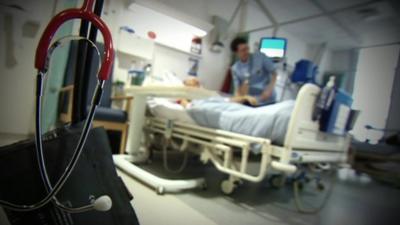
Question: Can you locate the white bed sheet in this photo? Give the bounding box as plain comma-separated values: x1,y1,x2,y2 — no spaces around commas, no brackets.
147,98,196,124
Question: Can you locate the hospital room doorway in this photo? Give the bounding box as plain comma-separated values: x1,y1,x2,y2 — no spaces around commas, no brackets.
352,44,400,143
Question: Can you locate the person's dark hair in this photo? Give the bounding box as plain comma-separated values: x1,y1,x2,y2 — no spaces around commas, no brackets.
230,37,247,52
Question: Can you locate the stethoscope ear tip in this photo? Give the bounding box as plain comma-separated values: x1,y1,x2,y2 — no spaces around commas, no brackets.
93,195,112,212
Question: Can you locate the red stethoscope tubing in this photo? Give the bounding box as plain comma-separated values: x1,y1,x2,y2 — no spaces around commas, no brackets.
35,0,114,80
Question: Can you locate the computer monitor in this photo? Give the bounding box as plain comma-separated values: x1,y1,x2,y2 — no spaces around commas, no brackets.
259,37,287,62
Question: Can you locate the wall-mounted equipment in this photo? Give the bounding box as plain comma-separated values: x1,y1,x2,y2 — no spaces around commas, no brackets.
116,25,154,60
126,0,213,53
190,37,202,55
210,16,229,53
188,57,199,76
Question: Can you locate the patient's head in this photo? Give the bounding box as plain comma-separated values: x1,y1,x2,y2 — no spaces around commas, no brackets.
183,77,201,88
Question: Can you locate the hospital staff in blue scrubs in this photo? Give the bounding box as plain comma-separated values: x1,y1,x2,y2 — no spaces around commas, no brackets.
230,37,277,106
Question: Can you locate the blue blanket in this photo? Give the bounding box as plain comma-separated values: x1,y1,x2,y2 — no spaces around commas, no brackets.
187,98,295,150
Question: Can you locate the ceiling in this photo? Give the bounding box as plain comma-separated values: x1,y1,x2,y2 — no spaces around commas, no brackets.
2,0,398,50
220,0,400,50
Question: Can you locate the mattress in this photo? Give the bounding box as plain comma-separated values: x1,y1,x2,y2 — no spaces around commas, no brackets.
148,97,294,148
188,98,294,147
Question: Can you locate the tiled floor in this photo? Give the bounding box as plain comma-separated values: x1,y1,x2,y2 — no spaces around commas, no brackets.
119,154,400,225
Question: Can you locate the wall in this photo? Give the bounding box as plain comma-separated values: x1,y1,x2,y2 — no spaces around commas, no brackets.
105,0,332,91
351,44,400,142
0,0,335,135
0,0,56,135
98,0,241,91
249,28,310,68
139,0,339,91
149,36,232,90
330,50,353,71
148,0,243,91
151,45,193,81
385,53,400,131
306,44,332,77
322,49,359,92
42,0,77,132
198,38,232,90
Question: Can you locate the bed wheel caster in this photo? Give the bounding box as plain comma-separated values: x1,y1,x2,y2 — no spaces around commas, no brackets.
156,186,165,195
221,180,235,195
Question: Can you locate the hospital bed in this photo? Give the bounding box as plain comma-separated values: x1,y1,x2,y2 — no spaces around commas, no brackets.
114,83,350,194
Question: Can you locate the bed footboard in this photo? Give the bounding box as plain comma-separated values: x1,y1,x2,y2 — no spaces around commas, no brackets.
282,84,351,164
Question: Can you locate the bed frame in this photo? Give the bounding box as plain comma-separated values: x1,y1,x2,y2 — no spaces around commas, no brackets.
114,84,350,194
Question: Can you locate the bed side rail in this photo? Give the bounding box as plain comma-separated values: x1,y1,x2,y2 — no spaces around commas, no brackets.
145,117,296,183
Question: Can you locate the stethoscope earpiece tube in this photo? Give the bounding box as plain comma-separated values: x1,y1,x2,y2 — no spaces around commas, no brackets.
34,7,114,80
36,72,44,97
92,80,104,106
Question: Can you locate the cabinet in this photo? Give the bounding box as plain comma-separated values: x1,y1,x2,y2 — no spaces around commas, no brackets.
117,32,155,60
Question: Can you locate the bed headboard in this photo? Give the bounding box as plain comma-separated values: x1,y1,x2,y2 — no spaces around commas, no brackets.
284,84,350,153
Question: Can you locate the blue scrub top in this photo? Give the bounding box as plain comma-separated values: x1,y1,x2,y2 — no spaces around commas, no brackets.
231,52,277,105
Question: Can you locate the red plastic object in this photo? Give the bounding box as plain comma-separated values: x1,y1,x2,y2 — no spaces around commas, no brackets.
147,31,156,40
35,0,114,80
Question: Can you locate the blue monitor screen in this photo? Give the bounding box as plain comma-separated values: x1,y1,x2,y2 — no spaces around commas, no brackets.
259,38,287,60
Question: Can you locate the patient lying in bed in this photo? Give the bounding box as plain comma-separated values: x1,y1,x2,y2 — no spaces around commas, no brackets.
177,77,263,108
148,77,295,149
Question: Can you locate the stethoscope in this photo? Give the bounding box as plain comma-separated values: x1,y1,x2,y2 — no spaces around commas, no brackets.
0,0,115,213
